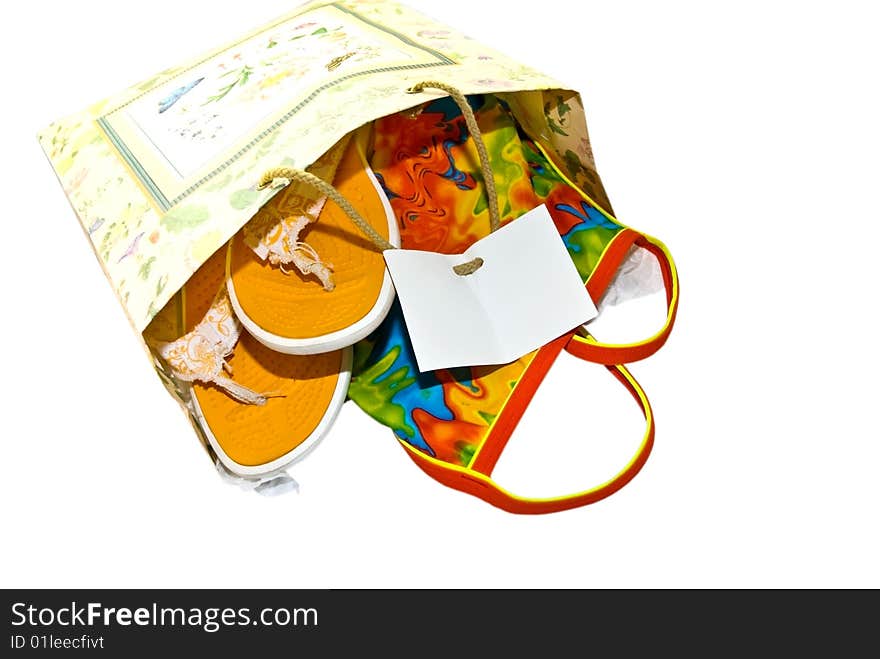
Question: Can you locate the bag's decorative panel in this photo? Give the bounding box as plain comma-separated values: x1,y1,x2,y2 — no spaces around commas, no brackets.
38,0,568,332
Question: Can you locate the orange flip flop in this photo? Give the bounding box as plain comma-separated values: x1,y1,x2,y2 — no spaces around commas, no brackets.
226,124,400,355
146,246,351,480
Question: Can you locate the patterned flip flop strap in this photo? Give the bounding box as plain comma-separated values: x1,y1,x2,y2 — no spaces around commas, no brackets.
152,287,273,406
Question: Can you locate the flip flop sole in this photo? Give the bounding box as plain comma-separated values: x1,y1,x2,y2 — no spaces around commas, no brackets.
227,129,398,355
184,247,350,478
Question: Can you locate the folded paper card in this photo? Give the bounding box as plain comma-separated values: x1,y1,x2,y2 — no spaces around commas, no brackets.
384,205,598,372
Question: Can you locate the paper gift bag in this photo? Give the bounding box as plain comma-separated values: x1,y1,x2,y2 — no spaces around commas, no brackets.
38,0,672,502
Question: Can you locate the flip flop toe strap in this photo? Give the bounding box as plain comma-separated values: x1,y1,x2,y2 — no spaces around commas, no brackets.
152,287,273,406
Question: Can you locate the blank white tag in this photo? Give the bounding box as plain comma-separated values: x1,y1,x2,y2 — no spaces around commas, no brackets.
383,205,598,372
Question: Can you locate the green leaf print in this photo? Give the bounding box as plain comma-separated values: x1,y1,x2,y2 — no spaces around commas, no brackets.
556,95,572,118
204,65,254,104
160,205,210,233
548,117,569,136
229,188,259,210
139,256,157,280
564,149,586,179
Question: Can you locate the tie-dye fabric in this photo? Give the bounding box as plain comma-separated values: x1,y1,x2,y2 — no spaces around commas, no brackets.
350,94,622,467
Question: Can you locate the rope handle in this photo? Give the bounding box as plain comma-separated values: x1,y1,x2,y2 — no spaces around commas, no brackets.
257,81,501,275
258,167,396,252
406,81,501,235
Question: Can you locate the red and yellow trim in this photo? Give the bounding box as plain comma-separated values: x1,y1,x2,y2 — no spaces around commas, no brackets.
397,334,655,515
534,141,680,365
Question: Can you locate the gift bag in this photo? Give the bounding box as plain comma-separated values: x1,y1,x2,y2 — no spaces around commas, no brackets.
38,0,678,510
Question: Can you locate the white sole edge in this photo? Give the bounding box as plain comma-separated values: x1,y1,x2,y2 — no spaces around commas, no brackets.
191,345,353,479
227,162,400,356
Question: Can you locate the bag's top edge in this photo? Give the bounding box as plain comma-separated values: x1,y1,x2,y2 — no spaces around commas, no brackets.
40,0,573,332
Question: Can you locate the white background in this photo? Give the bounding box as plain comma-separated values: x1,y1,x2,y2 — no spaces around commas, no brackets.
1,0,877,589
